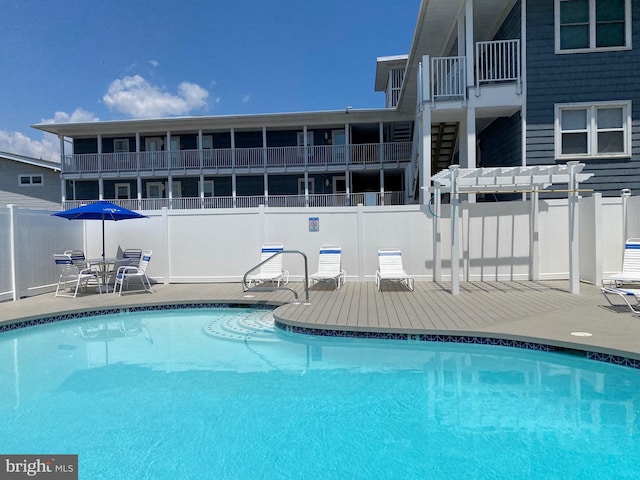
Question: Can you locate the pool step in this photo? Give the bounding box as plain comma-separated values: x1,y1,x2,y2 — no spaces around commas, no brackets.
203,311,277,342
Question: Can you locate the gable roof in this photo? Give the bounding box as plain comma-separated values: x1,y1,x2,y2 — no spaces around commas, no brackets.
0,151,60,172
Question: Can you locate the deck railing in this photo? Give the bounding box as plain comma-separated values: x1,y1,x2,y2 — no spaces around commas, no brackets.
431,56,466,100
475,39,520,87
62,191,406,211
62,141,412,175
425,39,521,103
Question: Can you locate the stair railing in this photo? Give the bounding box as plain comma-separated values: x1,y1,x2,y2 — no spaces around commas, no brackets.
242,249,310,304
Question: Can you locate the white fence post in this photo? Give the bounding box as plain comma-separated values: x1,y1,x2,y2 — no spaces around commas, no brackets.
8,205,18,301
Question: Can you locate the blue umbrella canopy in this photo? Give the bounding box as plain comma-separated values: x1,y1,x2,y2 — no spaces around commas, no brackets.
52,201,148,261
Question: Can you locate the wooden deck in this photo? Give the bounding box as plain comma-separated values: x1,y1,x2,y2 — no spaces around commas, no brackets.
1,280,640,362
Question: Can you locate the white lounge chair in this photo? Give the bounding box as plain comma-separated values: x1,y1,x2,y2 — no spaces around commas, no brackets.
309,245,346,289
376,248,414,291
601,286,640,314
54,253,102,297
246,243,289,287
602,238,640,286
113,250,153,295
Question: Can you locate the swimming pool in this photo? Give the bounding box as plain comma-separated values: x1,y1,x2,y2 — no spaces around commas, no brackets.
1,307,640,479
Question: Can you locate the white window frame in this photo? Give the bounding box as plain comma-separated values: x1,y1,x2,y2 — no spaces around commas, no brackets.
555,100,631,159
555,0,631,54
114,183,131,200
114,138,129,153
202,135,214,149
297,178,314,195
199,179,214,197
19,174,43,186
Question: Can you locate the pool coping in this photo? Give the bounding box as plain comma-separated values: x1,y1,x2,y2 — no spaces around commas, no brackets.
2,294,640,371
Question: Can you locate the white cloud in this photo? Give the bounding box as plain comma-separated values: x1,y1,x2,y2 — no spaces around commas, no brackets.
242,94,251,103
0,130,60,162
102,74,209,118
0,108,100,162
149,59,159,68
42,108,100,124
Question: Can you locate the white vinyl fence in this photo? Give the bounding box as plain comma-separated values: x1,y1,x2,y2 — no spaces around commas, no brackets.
0,193,634,302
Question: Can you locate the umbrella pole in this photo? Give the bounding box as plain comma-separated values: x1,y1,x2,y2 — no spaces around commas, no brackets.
102,216,105,262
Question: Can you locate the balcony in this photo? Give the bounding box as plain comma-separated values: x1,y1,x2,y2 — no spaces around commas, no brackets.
424,39,521,103
61,191,406,211
62,141,413,176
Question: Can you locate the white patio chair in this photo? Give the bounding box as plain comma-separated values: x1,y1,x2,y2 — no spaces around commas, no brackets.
602,238,640,286
113,250,153,295
246,243,289,287
309,245,346,289
121,248,143,267
64,249,88,269
375,248,414,291
54,253,102,297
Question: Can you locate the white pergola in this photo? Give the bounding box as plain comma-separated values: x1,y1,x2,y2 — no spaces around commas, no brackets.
426,161,594,295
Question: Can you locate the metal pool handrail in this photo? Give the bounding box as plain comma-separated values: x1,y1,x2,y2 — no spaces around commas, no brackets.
242,249,309,304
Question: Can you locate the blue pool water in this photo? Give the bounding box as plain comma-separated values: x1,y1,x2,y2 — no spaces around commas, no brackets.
1,307,640,479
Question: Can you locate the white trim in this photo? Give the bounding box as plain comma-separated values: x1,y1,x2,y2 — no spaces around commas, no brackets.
200,179,214,197
114,182,131,199
18,174,43,187
554,0,631,54
114,138,129,153
297,178,314,195
554,100,631,160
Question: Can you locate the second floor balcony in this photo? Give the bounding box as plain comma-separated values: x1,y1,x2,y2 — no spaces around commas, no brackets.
423,39,521,104
63,141,413,176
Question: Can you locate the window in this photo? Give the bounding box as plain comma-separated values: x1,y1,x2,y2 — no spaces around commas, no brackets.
19,174,43,186
555,101,631,159
114,139,129,153
200,180,214,197
556,0,630,52
115,183,131,200
202,135,214,149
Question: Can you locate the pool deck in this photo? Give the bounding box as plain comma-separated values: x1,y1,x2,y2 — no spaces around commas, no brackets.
1,280,640,361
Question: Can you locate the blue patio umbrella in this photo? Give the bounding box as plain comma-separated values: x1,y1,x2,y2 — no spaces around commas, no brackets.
52,201,148,262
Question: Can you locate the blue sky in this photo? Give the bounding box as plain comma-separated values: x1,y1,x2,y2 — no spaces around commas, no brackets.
0,0,419,161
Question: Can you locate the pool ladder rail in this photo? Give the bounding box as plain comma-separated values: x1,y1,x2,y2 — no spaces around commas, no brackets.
242,249,310,305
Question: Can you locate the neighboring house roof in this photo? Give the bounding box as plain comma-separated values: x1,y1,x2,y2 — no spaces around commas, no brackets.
0,151,60,172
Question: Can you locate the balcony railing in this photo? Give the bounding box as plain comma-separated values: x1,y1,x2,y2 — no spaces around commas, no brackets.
62,142,412,175
62,191,406,211
424,39,521,103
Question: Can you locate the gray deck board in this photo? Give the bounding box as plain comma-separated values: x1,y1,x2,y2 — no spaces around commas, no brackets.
2,280,640,362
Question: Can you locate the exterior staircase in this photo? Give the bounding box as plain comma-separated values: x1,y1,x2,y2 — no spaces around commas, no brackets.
431,122,459,175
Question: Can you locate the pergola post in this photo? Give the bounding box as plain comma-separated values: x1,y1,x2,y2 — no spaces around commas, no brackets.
449,166,460,295
568,161,580,294
433,182,442,282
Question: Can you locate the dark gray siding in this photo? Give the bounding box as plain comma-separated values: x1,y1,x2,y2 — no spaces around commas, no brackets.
494,0,521,41
526,0,640,196
479,112,522,167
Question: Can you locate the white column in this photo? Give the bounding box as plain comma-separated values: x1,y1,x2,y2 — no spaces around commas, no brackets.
593,192,603,286
450,165,460,295
529,186,539,281
231,128,236,207
198,129,203,156
59,135,66,204
568,161,580,294
420,103,432,204
433,183,442,281
135,132,141,170
465,0,474,88
98,178,104,200
97,134,102,175
137,177,142,209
